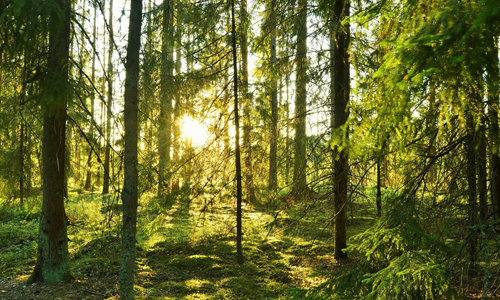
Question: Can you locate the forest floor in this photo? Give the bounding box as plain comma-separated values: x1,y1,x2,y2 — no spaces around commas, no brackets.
1,188,499,299
0,189,374,300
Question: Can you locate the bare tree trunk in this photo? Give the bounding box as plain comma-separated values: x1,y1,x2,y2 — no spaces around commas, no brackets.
376,158,382,217
119,0,142,297
103,0,114,195
268,0,278,192
28,0,71,283
292,0,308,200
487,36,500,220
158,0,174,196
172,26,181,191
84,1,97,191
240,0,257,203
332,0,350,260
232,0,244,264
466,110,478,277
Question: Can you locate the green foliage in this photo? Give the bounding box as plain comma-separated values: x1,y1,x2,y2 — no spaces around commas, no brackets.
349,208,447,265
362,250,451,300
346,203,454,299
0,207,38,276
294,198,456,300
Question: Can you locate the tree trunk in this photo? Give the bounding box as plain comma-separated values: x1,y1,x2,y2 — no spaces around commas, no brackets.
292,0,308,200
240,0,257,203
103,0,114,195
172,14,182,191
158,0,174,196
466,110,478,277
28,0,71,283
84,1,96,191
20,71,27,207
478,118,487,223
268,0,278,192
487,35,500,220
119,0,142,297
376,158,382,218
332,0,350,260
232,0,244,264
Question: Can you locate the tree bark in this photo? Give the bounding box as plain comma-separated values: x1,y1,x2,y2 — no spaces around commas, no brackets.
332,0,350,260
292,0,308,200
376,158,382,218
268,0,278,192
84,0,96,191
487,35,500,220
28,0,71,283
119,0,142,298
232,0,244,264
158,0,174,196
172,23,181,191
103,0,114,195
466,110,478,277
240,0,257,203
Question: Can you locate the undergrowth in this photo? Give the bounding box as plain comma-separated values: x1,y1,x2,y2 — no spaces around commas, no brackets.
3,187,496,299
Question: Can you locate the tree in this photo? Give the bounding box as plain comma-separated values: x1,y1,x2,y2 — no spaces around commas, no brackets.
267,0,278,192
292,0,308,200
241,0,257,203
28,0,72,283
332,0,350,260
103,0,114,195
119,0,142,297
232,0,244,265
487,35,500,220
158,0,174,196
83,0,98,191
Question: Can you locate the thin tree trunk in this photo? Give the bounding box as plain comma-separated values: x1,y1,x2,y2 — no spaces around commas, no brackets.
285,56,290,186
20,113,25,206
376,158,382,217
478,132,487,223
466,110,478,277
158,0,174,196
332,0,350,260
28,0,71,283
119,0,142,297
20,62,27,207
172,16,181,191
268,0,278,192
103,0,114,195
240,0,257,203
232,0,244,265
292,0,308,200
487,36,500,220
84,0,97,191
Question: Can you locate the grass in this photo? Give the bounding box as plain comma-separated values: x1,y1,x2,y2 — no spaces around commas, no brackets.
0,186,381,299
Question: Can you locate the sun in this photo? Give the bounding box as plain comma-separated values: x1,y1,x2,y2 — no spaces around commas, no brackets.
180,116,209,147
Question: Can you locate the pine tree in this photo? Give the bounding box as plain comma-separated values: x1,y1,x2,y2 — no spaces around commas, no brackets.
28,0,72,283
120,0,142,297
332,0,350,260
